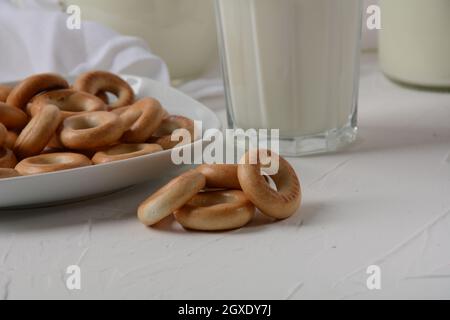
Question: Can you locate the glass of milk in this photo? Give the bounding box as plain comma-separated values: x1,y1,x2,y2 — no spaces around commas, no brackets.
215,0,363,156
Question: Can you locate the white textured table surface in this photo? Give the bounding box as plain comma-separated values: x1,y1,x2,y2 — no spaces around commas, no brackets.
1,54,449,300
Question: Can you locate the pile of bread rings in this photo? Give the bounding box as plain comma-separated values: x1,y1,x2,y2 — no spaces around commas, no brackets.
138,149,302,231
0,71,195,179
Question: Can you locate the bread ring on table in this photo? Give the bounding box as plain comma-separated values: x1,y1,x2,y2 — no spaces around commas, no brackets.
174,190,255,231
0,85,13,103
6,73,69,110
152,115,195,150
92,143,162,164
73,71,134,109
4,131,18,150
29,89,106,119
0,123,6,147
138,170,206,226
0,148,17,168
0,102,29,130
14,104,62,159
60,111,124,150
196,164,241,190
15,152,92,176
238,149,301,220
117,98,165,143
0,168,20,179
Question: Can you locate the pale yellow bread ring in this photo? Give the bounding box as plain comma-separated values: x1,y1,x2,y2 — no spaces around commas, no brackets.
0,148,17,168
174,190,255,231
92,143,162,164
196,164,241,190
60,111,124,150
0,102,28,130
0,168,20,179
118,98,165,143
152,115,195,150
73,71,134,109
0,123,6,147
138,170,206,226
238,150,301,220
29,89,106,119
0,85,13,102
6,73,69,110
14,104,62,159
15,152,92,176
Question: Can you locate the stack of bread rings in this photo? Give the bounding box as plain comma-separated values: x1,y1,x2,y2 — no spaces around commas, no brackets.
138,149,302,232
0,71,195,178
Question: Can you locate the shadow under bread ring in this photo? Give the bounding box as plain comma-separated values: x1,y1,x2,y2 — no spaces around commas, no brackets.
0,147,17,168
28,89,107,119
15,153,92,176
151,115,195,150
0,85,13,103
60,111,124,150
92,143,163,164
6,73,69,110
174,190,255,231
0,102,28,130
138,170,206,226
0,168,20,179
73,71,135,109
238,149,302,220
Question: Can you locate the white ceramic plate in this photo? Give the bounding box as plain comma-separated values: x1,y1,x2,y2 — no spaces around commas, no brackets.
0,75,221,208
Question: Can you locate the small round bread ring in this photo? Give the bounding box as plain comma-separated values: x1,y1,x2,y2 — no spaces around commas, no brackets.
92,143,162,164
0,168,20,179
0,85,13,102
0,148,17,168
29,89,106,119
14,104,62,159
119,98,165,143
138,170,206,227
0,123,6,147
73,71,134,109
4,131,18,149
238,149,302,220
196,164,241,190
15,152,92,176
174,190,255,231
0,102,29,130
152,115,195,150
60,111,124,150
6,73,69,110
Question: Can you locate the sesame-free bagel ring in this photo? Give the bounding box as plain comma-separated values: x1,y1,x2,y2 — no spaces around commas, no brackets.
15,152,92,176
0,102,29,130
4,131,18,150
0,168,20,179
174,190,255,231
92,143,163,164
14,104,62,159
60,111,124,150
117,98,165,143
73,71,134,109
152,115,195,150
0,148,17,168
0,85,13,102
196,164,241,190
29,89,106,119
6,73,69,110
238,150,302,220
0,123,6,147
138,170,206,226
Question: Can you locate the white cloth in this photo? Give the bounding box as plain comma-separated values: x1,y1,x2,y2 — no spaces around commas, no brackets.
0,0,170,84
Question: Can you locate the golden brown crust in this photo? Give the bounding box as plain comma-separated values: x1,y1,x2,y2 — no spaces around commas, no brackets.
238,150,301,219
138,170,206,226
15,152,92,176
6,73,69,110
0,102,29,130
14,105,62,159
196,164,241,190
152,115,195,150
60,111,124,150
4,131,18,150
0,148,17,168
73,71,134,109
29,89,106,119
0,168,20,179
92,143,162,164
0,85,13,103
174,190,255,231
0,123,6,147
